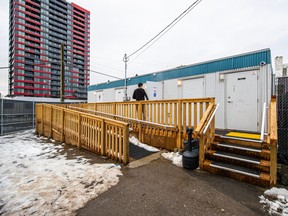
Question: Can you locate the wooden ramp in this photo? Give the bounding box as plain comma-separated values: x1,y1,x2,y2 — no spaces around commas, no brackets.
36,97,277,187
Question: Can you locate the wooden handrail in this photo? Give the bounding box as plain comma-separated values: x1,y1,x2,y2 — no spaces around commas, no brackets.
68,106,177,130
194,103,215,136
203,103,219,134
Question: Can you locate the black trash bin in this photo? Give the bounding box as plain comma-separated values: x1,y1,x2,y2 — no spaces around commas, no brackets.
182,128,199,170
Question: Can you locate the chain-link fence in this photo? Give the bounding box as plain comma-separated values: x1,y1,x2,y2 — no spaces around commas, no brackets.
0,99,36,135
276,77,288,165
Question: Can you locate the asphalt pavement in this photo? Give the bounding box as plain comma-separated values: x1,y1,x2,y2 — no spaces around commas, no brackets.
77,153,268,216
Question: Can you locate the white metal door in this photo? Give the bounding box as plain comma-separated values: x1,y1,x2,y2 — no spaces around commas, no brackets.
182,78,204,99
115,88,124,102
95,91,103,102
226,70,258,131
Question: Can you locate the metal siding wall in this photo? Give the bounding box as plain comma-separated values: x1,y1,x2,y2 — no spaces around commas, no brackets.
258,64,273,132
164,79,178,99
205,73,216,98
214,72,225,129
89,49,271,92
103,88,115,102
88,91,96,102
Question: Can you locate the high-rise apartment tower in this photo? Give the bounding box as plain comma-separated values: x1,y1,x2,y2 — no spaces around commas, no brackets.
9,0,90,99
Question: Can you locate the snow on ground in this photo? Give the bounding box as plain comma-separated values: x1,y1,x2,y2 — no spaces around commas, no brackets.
161,152,183,167
259,187,288,216
129,136,160,152
0,130,122,216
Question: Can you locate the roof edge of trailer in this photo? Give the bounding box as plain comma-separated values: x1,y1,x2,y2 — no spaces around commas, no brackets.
88,48,271,91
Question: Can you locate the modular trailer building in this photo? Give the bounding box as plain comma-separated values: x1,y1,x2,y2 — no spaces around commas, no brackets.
88,49,273,132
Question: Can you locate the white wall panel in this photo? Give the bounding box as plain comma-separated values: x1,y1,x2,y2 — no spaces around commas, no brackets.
88,64,272,131
103,88,114,102
163,79,178,99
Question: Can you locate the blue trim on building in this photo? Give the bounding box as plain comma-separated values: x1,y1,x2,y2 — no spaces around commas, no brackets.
89,49,271,91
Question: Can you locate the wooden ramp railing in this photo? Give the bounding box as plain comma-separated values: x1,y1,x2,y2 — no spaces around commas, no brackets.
59,98,215,149
36,104,130,164
67,106,179,150
36,98,216,164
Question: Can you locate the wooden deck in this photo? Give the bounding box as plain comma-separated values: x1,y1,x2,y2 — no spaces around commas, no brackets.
35,97,277,186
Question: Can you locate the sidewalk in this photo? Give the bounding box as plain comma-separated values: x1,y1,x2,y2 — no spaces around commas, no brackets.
77,155,267,216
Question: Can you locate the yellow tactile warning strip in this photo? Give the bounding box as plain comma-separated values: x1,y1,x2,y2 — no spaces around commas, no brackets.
226,132,261,140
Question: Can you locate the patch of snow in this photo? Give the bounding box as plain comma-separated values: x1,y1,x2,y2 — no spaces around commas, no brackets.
259,187,288,216
161,152,183,167
0,130,122,216
129,136,160,152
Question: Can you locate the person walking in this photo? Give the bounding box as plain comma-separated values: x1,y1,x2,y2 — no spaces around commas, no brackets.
132,83,149,101
133,83,149,120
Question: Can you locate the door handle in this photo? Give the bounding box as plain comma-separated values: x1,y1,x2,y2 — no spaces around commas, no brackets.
227,100,233,103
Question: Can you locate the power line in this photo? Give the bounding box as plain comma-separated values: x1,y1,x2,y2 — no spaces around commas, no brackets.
1,62,122,80
0,67,9,70
64,63,123,79
90,62,124,76
89,69,122,80
127,0,203,60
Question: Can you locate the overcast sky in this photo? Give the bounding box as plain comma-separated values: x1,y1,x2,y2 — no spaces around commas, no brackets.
0,0,288,96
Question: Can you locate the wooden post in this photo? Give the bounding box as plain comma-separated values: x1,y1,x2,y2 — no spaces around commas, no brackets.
270,141,277,186
61,109,65,142
138,102,142,120
78,113,81,148
123,125,129,164
41,104,44,135
101,120,106,155
177,100,182,149
211,114,215,141
50,106,53,138
199,134,205,170
269,96,277,186
113,102,116,115
138,122,142,142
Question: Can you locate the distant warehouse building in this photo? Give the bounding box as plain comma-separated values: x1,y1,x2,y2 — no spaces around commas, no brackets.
88,49,273,132
9,0,90,100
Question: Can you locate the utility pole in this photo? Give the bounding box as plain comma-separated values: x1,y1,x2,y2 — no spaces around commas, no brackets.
60,44,65,103
123,54,129,101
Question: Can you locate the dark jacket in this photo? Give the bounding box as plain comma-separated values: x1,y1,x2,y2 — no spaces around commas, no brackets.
132,88,149,101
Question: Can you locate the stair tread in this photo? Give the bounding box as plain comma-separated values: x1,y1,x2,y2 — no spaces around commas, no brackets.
208,150,261,164
209,161,261,177
219,135,262,143
204,160,271,185
213,142,262,152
